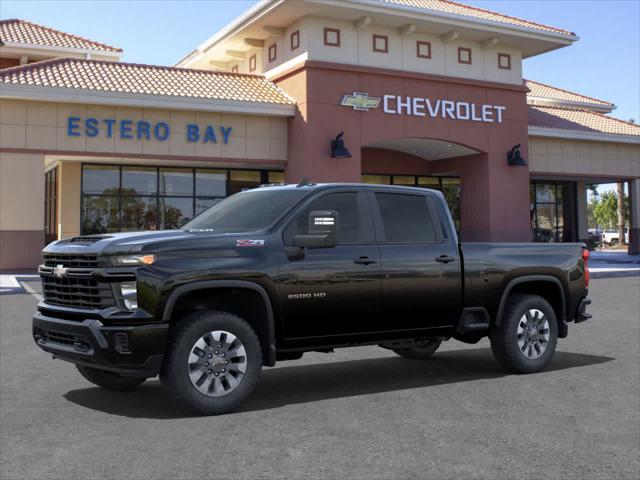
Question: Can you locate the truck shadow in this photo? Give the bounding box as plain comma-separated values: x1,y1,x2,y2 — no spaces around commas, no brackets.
64,348,613,419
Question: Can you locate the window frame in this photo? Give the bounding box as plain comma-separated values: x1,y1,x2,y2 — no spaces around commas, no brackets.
281,187,375,246
457,47,472,65
80,163,283,235
416,40,431,59
372,34,389,54
268,43,277,63
324,27,341,47
498,52,511,70
249,54,257,72
290,30,300,51
366,188,444,245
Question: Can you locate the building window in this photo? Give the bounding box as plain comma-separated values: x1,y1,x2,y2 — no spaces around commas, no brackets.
80,165,283,235
44,167,59,245
268,44,277,63
362,174,461,232
498,53,511,70
249,54,257,72
231,65,239,73
417,41,431,59
290,30,300,51
530,181,577,243
324,27,340,47
458,47,472,65
373,34,388,53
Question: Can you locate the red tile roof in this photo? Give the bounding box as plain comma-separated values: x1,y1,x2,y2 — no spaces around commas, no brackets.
0,57,295,105
0,19,122,53
528,106,640,137
379,0,575,36
525,79,613,108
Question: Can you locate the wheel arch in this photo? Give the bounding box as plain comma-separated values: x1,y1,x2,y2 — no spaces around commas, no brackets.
162,280,277,366
495,275,567,337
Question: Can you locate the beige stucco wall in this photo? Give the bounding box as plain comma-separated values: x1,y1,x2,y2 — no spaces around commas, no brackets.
0,99,288,161
529,136,640,178
0,151,44,231
58,161,81,239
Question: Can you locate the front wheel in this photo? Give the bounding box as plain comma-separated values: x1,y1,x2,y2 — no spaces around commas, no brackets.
490,294,558,374
160,311,262,416
76,365,146,391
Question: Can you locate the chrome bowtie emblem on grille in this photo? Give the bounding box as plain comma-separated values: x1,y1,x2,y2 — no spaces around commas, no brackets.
340,92,381,111
53,264,68,278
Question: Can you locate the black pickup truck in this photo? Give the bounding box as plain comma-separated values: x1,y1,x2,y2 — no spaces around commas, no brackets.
33,182,592,415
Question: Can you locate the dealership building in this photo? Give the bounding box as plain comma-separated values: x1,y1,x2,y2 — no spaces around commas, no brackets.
1,0,639,270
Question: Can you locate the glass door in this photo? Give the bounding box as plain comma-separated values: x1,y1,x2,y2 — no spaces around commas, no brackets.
530,181,577,242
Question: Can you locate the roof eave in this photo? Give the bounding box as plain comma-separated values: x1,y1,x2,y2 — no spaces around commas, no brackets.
0,83,296,117
527,97,615,114
0,41,122,57
528,126,640,144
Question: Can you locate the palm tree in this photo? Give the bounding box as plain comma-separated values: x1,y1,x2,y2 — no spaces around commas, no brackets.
617,182,626,246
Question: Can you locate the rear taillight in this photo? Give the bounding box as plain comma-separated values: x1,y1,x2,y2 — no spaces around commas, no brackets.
582,248,590,287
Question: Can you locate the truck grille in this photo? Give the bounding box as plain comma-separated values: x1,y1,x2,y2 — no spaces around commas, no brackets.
43,253,98,268
41,276,113,309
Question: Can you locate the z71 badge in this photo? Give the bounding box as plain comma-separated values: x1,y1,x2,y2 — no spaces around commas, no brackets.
236,239,265,247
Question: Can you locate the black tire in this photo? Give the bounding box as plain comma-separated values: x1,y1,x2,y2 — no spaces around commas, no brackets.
160,311,262,416
391,339,442,359
490,294,558,374
76,365,146,391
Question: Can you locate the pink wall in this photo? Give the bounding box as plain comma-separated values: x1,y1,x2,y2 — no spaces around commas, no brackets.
276,61,532,241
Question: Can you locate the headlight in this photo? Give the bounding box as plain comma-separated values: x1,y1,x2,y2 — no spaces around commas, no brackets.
113,254,155,266
119,281,138,310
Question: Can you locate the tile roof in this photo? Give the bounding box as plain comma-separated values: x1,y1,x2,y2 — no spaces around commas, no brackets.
0,57,295,105
525,79,613,108
528,105,640,137
378,0,575,36
0,19,122,53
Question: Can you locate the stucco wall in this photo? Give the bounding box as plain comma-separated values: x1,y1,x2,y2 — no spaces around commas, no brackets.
529,136,640,178
0,99,288,161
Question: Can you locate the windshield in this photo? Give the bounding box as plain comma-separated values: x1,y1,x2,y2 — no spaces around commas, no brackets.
183,189,308,233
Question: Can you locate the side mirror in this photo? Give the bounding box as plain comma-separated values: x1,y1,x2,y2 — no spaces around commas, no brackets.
293,210,339,248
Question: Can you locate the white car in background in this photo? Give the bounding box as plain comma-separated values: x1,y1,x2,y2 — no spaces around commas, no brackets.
601,228,629,245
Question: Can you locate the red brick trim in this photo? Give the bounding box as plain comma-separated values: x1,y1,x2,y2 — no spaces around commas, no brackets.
416,41,431,59
249,54,257,72
269,60,530,93
268,44,277,63
324,28,340,47
372,34,388,54
290,30,300,51
498,53,511,70
458,47,472,65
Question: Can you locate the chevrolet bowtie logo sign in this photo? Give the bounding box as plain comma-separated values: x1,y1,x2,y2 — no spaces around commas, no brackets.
340,92,381,111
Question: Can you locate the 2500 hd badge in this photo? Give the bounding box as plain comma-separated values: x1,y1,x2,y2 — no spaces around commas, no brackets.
33,183,592,415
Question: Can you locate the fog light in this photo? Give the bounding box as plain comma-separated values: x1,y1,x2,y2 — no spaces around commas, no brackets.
119,281,138,310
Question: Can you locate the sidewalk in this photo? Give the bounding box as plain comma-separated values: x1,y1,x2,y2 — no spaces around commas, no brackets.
589,251,640,278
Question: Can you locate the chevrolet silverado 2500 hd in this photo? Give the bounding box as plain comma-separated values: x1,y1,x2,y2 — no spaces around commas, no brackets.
33,183,592,415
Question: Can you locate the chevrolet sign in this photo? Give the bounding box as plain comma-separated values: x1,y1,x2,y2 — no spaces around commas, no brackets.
340,92,381,111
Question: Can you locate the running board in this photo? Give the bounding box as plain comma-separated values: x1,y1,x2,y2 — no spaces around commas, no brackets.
456,308,490,334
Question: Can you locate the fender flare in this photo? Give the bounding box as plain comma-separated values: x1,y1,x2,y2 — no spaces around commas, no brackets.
495,275,566,327
162,280,276,366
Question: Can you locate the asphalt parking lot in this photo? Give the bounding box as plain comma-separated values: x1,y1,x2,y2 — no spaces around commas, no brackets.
1,276,639,480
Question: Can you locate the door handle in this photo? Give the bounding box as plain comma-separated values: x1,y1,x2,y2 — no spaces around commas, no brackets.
435,255,455,264
354,256,376,265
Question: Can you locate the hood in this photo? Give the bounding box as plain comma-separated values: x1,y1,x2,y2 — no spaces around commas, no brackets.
43,230,268,256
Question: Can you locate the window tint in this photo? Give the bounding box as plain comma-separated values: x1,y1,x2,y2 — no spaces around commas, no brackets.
375,193,437,243
285,192,369,245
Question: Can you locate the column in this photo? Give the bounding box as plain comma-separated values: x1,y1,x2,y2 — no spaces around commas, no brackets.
629,178,640,255
576,181,589,243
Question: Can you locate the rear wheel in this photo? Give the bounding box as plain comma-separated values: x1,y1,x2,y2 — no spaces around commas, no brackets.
490,294,558,373
76,365,146,391
391,339,441,359
160,311,262,416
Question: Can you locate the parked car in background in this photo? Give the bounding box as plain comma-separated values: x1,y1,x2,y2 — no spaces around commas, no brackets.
602,228,629,245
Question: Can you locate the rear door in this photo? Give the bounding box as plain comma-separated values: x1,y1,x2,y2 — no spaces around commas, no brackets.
278,188,381,341
368,189,462,331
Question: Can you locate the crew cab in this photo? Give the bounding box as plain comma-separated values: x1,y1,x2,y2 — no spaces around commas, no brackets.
33,182,592,415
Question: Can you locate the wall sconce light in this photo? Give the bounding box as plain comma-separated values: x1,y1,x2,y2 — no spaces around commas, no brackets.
507,144,527,166
331,132,352,158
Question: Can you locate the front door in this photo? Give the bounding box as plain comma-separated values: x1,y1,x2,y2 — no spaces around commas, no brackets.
278,188,381,341
368,189,462,331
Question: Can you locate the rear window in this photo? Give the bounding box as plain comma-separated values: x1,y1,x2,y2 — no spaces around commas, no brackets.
375,193,437,243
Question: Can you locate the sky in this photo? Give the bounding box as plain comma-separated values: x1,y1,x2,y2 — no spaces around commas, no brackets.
2,0,638,191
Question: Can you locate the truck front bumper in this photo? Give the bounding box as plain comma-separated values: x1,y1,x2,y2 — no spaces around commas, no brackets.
33,312,168,377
